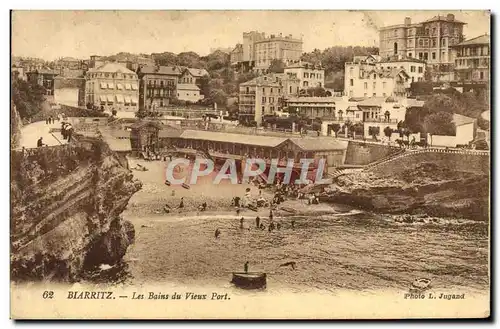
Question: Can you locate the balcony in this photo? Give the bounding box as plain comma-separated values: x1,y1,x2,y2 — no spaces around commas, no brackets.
364,118,399,124
240,91,256,95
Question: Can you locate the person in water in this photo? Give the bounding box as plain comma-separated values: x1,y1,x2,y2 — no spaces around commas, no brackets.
244,261,249,273
215,228,221,239
255,216,260,228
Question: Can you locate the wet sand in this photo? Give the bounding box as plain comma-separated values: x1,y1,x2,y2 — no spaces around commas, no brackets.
118,159,489,295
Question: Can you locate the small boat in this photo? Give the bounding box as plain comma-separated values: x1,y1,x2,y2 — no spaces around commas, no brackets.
409,278,432,292
231,272,266,290
182,183,190,189
164,180,171,186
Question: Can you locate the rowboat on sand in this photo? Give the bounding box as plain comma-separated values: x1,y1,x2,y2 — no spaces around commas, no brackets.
231,272,267,290
409,278,432,292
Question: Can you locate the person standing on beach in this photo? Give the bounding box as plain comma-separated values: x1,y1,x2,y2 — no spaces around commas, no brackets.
255,216,260,228
178,197,184,209
269,209,273,221
244,261,249,273
215,228,221,239
240,217,244,229
291,220,295,229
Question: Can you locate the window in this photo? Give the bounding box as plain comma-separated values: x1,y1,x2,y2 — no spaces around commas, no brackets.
432,28,436,35
373,82,376,89
410,66,416,72
432,39,436,47
350,79,354,86
262,106,265,113
419,52,423,60
383,93,387,97
480,72,484,80
289,86,292,93
373,93,376,97
418,67,423,73
270,88,273,93
364,93,367,97
262,97,266,103
424,53,429,61
269,97,274,103
349,67,353,76
270,106,274,112
382,82,387,89
364,82,368,89
408,53,413,58
246,87,249,93
442,38,446,47
432,52,436,60
419,39,423,47
373,74,376,79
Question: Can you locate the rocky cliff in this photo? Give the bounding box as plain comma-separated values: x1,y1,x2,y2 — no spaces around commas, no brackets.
10,137,142,282
324,161,489,221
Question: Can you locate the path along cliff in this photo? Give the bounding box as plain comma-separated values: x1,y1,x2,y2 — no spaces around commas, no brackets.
323,150,490,221
10,135,142,282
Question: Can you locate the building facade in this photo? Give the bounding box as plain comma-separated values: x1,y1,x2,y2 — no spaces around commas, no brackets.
231,31,303,72
285,97,336,119
344,60,410,99
138,65,180,110
85,63,139,112
451,34,490,84
177,84,203,103
178,68,209,85
284,62,325,89
239,73,300,125
379,14,466,81
377,57,426,83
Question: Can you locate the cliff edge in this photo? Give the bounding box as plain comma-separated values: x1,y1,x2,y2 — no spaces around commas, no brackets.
324,160,489,221
10,137,142,282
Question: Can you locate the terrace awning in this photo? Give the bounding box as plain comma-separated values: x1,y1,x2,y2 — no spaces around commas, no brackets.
100,82,107,89
116,94,125,103
125,83,132,90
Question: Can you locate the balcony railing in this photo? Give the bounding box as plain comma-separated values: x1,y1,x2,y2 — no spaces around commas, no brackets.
364,118,399,124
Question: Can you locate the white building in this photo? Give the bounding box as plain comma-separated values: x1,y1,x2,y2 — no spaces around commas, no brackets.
177,84,203,103
376,57,426,83
284,61,325,90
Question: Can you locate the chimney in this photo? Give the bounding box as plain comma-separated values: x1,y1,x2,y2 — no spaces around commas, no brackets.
404,17,411,25
447,14,455,21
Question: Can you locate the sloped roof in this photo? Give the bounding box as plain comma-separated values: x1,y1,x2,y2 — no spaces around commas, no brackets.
140,65,181,75
99,128,132,152
452,113,476,126
240,74,281,87
159,128,182,138
452,34,490,47
180,130,288,147
130,120,163,129
357,97,386,107
186,68,209,77
424,15,465,24
286,97,337,104
89,62,136,74
289,138,348,151
177,83,200,91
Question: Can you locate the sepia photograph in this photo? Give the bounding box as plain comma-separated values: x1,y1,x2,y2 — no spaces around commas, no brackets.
9,9,491,319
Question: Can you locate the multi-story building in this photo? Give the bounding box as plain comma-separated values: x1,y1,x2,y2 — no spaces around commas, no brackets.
138,65,180,110
451,34,490,84
26,69,59,99
344,60,410,99
285,97,336,119
379,14,466,81
377,57,426,83
85,63,139,113
231,31,303,73
178,68,209,85
284,61,325,90
239,73,300,125
53,57,85,70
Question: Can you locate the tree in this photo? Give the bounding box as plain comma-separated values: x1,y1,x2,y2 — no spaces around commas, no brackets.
268,59,286,73
11,78,46,120
424,111,455,136
383,126,393,140
135,110,148,119
331,123,341,137
11,104,22,149
368,126,380,140
306,87,328,97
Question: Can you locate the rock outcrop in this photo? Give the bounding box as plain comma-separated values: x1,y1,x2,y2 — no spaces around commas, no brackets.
10,137,141,282
323,162,489,221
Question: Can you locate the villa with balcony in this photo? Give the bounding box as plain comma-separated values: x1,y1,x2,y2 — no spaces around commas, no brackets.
451,34,490,86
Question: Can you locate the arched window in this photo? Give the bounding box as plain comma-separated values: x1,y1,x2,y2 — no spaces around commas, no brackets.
393,42,398,55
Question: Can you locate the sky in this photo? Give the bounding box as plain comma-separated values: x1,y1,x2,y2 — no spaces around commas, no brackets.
12,10,490,61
